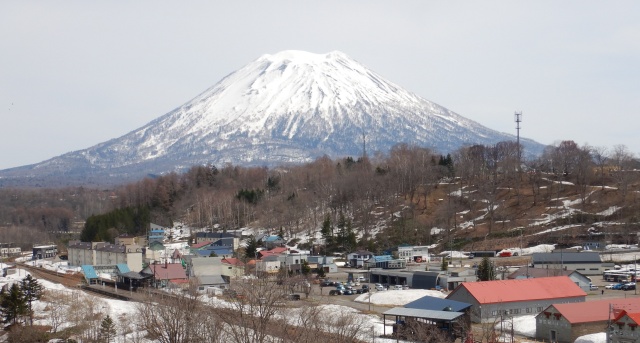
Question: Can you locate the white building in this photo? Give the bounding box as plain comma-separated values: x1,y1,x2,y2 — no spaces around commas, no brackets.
398,245,430,263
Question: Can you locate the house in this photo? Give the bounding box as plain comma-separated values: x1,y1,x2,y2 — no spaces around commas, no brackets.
307,256,338,273
531,251,613,276
508,266,593,292
148,223,166,243
257,247,289,259
256,255,281,275
142,262,188,288
536,298,640,343
446,276,587,323
397,244,430,263
348,250,374,268
610,310,640,343
221,257,245,277
32,245,57,260
195,232,239,250
261,235,285,249
0,243,21,257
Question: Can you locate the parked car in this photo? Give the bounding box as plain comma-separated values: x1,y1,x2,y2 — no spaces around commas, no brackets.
287,294,301,301
321,281,334,287
343,289,355,295
329,290,341,296
605,284,617,289
589,284,598,291
623,283,636,291
613,283,626,290
357,276,366,282
393,285,403,290
402,285,410,290
375,283,384,291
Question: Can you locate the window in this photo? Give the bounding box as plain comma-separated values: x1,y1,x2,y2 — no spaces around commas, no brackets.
526,308,531,314
538,307,544,312
491,310,497,316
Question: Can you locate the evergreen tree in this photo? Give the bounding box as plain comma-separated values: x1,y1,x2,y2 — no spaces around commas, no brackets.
20,275,44,325
441,257,448,272
0,283,27,325
301,260,311,276
320,214,333,252
244,235,258,260
477,257,496,281
99,315,117,343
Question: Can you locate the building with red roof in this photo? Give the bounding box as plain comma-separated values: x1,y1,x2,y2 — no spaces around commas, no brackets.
142,262,189,288
611,309,640,343
446,276,587,323
536,297,640,343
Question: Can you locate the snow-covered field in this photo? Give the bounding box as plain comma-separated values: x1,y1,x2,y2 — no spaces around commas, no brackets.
355,289,445,306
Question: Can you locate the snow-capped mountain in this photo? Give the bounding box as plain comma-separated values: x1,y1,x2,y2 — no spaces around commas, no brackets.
0,50,544,186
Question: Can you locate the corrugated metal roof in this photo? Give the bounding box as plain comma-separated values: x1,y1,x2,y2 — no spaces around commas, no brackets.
532,252,602,264
116,264,130,273
384,307,464,321
81,265,98,279
551,298,640,324
449,276,587,304
405,296,471,312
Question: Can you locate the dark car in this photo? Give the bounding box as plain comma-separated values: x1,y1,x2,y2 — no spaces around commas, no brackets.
343,289,355,295
321,281,334,287
288,294,301,300
623,283,636,291
329,290,340,296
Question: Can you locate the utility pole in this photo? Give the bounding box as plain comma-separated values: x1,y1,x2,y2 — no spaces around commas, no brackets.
515,111,523,205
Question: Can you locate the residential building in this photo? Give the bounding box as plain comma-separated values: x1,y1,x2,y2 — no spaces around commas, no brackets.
0,243,21,257
32,245,57,260
256,255,281,275
195,232,239,251
261,235,285,249
446,276,587,323
347,250,374,268
536,298,640,343
531,251,613,276
307,256,338,273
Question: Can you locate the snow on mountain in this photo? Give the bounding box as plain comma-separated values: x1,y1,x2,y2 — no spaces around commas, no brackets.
0,50,544,186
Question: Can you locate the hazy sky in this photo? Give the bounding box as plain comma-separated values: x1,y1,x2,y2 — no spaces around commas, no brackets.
1,2,639,170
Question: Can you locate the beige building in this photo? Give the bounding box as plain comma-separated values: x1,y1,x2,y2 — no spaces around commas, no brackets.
68,240,144,272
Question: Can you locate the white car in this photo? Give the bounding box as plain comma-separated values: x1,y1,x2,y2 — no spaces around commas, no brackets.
589,284,599,290
605,284,616,289
393,285,403,290
375,283,384,291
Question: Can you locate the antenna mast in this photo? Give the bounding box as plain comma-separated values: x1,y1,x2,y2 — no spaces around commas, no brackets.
514,111,522,173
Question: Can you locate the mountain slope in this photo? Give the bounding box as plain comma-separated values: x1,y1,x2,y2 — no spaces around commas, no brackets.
0,50,544,186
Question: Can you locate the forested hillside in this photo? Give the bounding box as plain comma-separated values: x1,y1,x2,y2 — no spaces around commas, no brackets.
1,140,639,254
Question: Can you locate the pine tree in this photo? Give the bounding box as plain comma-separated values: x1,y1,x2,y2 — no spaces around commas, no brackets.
0,283,27,325
320,214,333,252
20,275,44,326
99,315,117,343
245,235,258,260
477,257,496,281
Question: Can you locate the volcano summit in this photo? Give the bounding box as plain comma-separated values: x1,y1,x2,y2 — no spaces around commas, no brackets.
0,50,543,186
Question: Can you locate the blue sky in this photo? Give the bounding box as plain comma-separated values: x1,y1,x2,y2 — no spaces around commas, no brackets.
1,1,638,170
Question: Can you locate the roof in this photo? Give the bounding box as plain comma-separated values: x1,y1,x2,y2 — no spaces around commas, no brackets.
405,296,472,312
197,275,227,285
263,235,283,242
145,263,188,280
81,265,98,279
449,276,587,305
196,232,236,239
221,258,244,267
370,255,393,262
191,241,213,249
614,310,640,324
116,264,131,273
548,298,640,324
384,307,464,321
508,266,573,279
532,252,602,264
